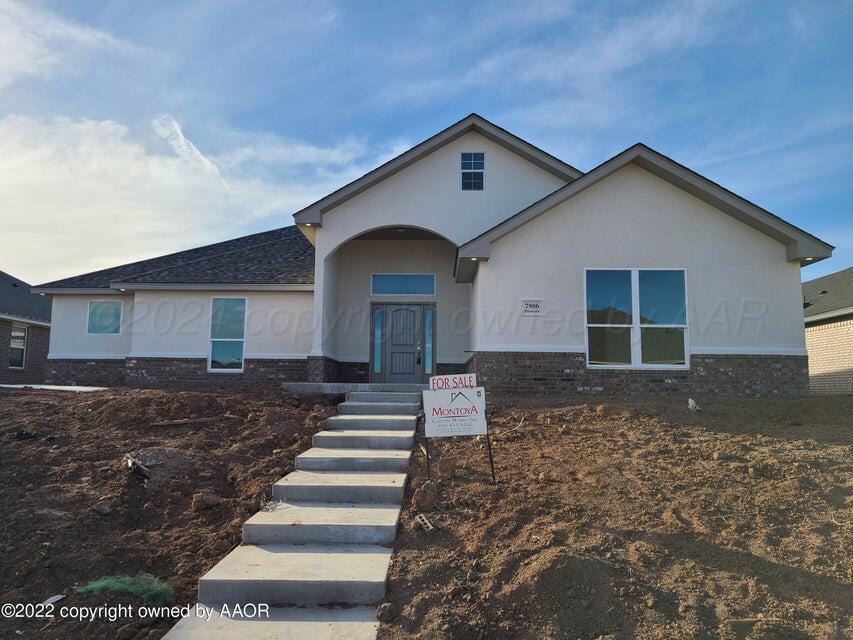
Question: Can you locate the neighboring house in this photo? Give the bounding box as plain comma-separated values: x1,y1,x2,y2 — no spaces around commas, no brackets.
33,114,834,395
1,271,51,384
803,267,853,394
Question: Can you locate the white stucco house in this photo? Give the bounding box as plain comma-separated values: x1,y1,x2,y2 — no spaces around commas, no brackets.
33,114,833,394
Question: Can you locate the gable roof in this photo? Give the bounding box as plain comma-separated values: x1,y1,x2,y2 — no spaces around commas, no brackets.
0,271,51,324
292,113,583,226
33,226,314,293
455,143,834,281
803,266,853,323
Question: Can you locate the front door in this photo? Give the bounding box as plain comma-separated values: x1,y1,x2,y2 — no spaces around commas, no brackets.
370,303,435,383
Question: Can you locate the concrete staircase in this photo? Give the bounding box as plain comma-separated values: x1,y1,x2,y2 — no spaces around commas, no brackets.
163,390,421,639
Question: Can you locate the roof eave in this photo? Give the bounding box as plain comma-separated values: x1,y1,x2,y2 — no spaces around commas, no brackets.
455,143,834,281
804,305,853,324
109,282,314,292
0,313,51,327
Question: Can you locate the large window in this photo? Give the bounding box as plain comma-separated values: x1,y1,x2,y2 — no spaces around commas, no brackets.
372,274,435,295
9,325,26,368
210,297,246,372
88,300,122,334
585,269,687,368
461,152,484,191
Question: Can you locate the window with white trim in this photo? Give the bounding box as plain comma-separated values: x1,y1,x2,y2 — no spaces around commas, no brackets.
371,274,435,295
9,325,26,368
88,300,122,334
585,269,688,368
461,152,484,190
210,297,246,371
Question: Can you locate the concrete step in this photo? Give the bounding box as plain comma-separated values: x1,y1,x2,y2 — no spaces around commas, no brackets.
337,401,420,416
198,544,392,606
346,391,422,403
273,470,406,503
163,605,379,640
243,501,401,545
313,429,415,450
326,414,417,431
282,382,427,394
296,447,410,472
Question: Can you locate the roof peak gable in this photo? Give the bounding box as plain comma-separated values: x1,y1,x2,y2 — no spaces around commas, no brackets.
455,142,833,281
292,113,582,227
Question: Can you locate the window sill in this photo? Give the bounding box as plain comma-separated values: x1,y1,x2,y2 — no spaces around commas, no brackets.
207,368,245,374
586,364,690,371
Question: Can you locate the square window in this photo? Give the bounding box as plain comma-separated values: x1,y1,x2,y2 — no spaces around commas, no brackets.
585,268,688,369
210,340,244,370
88,301,122,334
587,327,632,365
586,270,632,324
641,327,686,365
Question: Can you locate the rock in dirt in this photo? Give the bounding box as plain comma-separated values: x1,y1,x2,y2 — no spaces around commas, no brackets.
436,456,456,477
191,492,222,512
92,500,113,515
376,602,398,622
412,481,439,512
116,623,137,639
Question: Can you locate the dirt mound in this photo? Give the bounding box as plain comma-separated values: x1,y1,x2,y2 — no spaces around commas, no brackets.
0,387,339,639
380,393,852,640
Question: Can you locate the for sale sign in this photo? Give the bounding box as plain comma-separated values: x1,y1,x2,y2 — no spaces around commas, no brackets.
428,373,477,390
423,387,487,438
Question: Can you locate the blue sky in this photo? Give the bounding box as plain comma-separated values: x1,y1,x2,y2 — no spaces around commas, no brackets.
1,0,851,284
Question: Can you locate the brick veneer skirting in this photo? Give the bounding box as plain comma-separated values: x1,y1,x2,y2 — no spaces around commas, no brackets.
1,320,50,385
305,356,465,383
46,358,126,387
46,357,308,389
466,351,809,396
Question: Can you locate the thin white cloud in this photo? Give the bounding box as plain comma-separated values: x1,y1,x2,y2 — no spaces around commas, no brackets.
380,0,732,132
152,113,228,188
0,0,144,89
0,115,405,284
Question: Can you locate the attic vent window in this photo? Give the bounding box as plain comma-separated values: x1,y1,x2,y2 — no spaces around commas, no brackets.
461,152,484,191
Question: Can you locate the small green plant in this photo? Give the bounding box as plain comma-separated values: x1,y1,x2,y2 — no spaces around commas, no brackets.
75,573,175,606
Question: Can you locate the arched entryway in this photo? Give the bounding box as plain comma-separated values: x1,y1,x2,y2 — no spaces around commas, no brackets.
314,225,470,383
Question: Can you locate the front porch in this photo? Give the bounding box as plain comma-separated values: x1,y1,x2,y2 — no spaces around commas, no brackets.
308,226,472,384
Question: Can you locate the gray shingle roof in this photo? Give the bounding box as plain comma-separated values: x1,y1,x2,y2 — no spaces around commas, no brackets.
803,266,853,320
35,226,314,289
0,271,52,323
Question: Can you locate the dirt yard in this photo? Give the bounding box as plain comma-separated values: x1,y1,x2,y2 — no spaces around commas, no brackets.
0,387,338,640
380,393,852,640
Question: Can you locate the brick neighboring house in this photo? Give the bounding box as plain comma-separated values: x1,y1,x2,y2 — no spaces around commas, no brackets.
0,271,52,384
803,267,853,395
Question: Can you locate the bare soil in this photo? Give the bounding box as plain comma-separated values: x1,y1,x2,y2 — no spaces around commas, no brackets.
0,387,338,640
380,394,852,640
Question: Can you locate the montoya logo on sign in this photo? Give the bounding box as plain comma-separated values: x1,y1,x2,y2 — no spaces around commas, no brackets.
423,387,487,438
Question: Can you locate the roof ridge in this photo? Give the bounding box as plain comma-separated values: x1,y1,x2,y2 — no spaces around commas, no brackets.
110,226,303,284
